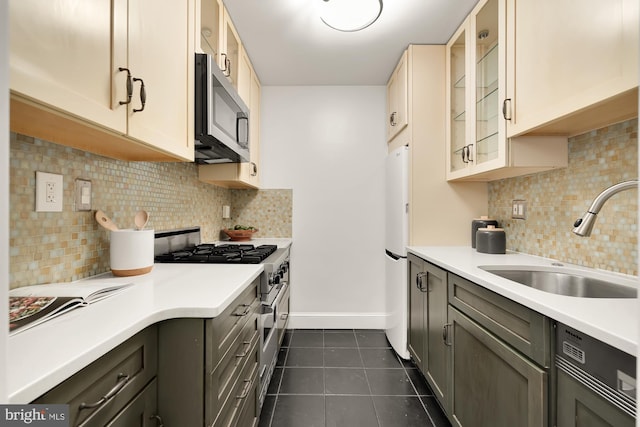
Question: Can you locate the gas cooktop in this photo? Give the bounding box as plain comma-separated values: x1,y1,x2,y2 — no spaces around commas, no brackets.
154,243,278,264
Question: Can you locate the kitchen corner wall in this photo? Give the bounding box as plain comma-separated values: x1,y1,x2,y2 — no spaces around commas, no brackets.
9,132,292,289
489,118,638,275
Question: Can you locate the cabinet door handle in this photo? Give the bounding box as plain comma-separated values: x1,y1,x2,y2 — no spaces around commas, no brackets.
465,144,474,163
442,323,453,346
117,67,133,106
132,78,146,112
250,162,258,176
150,415,164,427
461,146,468,163
502,98,512,121
221,53,231,77
416,272,428,292
79,373,130,410
390,112,397,127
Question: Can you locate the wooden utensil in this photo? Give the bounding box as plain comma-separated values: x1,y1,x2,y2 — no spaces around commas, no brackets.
95,210,119,231
134,210,149,230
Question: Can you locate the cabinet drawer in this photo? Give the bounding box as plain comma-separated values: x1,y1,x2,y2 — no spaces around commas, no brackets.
212,337,259,427
207,318,259,424
104,379,158,427
448,273,551,367
236,372,259,427
206,280,259,371
34,327,158,427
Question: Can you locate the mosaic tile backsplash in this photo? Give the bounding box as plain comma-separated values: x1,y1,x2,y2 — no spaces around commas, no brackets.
489,118,638,275
9,133,292,289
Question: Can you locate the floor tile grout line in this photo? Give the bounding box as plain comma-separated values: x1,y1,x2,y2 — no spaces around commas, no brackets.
358,340,384,427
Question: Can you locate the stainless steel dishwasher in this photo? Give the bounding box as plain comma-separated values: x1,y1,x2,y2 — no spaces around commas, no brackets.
555,322,636,427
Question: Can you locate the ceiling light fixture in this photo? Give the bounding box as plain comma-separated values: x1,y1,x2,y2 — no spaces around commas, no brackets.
319,0,383,33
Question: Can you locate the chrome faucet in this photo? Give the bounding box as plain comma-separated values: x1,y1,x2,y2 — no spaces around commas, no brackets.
573,179,638,237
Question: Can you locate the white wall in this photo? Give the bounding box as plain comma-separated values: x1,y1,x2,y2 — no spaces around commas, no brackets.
261,86,388,329
1,0,9,402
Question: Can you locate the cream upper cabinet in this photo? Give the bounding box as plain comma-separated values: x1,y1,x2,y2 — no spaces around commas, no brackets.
386,51,408,142
10,0,194,162
446,0,568,182
199,46,261,189
126,0,194,159
10,0,124,133
200,0,241,88
504,0,639,137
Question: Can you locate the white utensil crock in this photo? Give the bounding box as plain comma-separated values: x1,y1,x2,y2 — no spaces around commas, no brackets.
110,229,154,276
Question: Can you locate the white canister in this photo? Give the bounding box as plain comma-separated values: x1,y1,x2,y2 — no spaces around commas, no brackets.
110,229,154,276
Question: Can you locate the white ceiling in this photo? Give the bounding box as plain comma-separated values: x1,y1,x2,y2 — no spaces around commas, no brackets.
224,0,480,86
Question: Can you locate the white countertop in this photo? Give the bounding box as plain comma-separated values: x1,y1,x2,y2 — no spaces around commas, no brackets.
408,246,638,357
8,262,267,403
8,237,292,403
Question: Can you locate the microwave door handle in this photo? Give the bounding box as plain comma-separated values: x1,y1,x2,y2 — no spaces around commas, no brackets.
236,116,249,146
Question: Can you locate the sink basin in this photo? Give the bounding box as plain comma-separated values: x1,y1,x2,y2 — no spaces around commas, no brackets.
479,266,637,298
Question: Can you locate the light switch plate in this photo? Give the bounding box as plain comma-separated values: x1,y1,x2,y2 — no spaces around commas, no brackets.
75,179,92,211
35,171,63,212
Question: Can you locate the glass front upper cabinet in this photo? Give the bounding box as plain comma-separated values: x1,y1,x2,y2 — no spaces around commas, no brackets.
447,26,468,175
474,0,500,167
446,0,507,180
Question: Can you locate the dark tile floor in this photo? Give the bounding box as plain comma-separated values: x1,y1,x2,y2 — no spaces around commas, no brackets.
258,329,451,427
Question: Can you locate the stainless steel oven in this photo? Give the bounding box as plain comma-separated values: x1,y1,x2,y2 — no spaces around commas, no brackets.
258,247,290,409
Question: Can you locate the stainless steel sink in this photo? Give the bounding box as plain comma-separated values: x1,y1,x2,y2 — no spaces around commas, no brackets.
479,266,637,298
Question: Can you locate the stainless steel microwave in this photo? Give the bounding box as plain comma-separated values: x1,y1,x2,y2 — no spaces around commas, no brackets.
194,53,249,164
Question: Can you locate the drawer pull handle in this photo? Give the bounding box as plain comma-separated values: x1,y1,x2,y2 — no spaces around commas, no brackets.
79,373,130,410
236,379,252,399
236,341,252,358
233,304,252,317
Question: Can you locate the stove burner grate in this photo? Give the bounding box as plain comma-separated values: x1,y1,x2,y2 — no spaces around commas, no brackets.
155,244,278,264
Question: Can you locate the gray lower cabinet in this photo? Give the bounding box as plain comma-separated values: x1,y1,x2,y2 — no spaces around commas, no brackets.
556,368,634,427
447,272,550,427
33,326,160,427
157,278,260,427
449,307,547,427
407,253,450,412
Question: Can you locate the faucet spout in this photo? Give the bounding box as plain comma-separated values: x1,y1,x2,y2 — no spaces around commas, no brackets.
573,179,638,237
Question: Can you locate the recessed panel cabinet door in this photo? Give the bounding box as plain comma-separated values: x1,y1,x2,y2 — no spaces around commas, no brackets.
505,0,639,136
127,0,193,159
449,307,547,427
10,0,126,133
407,254,426,371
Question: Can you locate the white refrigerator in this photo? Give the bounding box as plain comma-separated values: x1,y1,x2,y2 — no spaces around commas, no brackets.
384,145,410,359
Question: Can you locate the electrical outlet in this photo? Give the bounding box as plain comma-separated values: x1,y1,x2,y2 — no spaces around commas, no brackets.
512,199,526,219
36,171,63,212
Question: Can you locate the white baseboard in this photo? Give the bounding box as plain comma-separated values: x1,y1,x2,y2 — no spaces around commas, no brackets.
287,312,386,330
